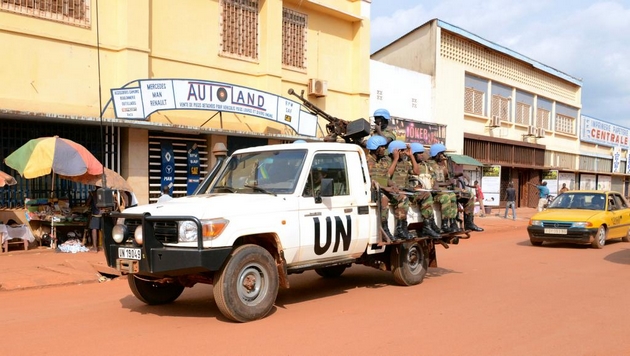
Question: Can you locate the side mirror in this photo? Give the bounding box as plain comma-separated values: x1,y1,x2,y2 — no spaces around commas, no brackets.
314,178,334,203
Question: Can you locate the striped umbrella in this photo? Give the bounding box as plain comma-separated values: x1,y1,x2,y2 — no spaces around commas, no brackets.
5,136,103,179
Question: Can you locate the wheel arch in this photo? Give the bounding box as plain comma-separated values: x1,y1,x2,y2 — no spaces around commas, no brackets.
233,233,289,288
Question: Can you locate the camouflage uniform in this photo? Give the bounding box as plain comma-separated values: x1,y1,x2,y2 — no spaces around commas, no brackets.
388,157,411,220
381,129,396,143
408,161,436,220
367,154,392,223
426,159,458,220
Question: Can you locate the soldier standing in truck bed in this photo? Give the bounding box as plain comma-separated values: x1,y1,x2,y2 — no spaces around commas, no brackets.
408,142,441,238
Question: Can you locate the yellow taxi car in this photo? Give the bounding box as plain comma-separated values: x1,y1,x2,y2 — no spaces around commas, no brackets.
527,190,630,248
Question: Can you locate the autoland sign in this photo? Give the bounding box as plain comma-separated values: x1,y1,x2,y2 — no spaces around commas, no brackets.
110,78,318,137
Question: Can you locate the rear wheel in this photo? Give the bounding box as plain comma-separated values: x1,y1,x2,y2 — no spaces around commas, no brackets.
213,245,279,322
315,265,347,278
591,226,606,249
391,241,427,286
128,275,185,305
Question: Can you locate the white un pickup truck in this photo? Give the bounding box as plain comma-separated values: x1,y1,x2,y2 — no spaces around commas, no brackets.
103,142,472,322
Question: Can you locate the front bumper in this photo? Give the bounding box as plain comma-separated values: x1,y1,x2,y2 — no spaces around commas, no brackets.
527,226,597,244
103,212,232,277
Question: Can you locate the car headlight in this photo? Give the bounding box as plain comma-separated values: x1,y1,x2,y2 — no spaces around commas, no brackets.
572,222,592,228
112,224,127,243
178,219,229,242
530,220,543,227
134,225,143,245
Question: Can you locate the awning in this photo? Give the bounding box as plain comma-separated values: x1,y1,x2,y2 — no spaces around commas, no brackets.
448,154,484,167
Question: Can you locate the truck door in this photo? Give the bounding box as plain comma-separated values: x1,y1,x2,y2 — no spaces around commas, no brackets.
297,152,361,262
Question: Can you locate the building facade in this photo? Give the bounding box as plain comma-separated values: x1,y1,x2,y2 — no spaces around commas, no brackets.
372,19,629,208
0,0,371,205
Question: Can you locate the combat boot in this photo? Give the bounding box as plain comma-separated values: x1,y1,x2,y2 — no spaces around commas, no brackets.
394,220,412,240
429,219,442,235
464,214,484,232
381,221,396,242
421,220,441,239
450,218,462,233
441,219,453,234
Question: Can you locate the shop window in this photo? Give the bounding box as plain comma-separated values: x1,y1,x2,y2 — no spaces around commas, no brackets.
282,8,307,70
220,0,259,60
0,0,90,27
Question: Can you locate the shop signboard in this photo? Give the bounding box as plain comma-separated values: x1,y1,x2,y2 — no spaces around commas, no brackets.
111,79,318,137
580,115,630,149
481,165,500,207
187,143,200,195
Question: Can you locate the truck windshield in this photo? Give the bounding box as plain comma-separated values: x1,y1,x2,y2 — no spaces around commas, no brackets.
207,149,307,195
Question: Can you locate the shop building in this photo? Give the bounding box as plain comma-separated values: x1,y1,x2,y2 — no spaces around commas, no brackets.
371,18,630,208
0,0,372,211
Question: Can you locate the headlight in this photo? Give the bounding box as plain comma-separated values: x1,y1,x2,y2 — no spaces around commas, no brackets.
112,224,127,243
177,219,229,242
134,225,143,245
572,222,592,228
530,220,543,226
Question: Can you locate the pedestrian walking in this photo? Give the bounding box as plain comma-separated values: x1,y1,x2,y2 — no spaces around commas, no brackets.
504,182,516,220
474,180,485,217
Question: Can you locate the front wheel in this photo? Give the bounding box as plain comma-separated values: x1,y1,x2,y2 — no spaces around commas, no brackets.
391,241,427,286
128,275,185,305
213,244,279,322
591,226,606,249
622,228,630,242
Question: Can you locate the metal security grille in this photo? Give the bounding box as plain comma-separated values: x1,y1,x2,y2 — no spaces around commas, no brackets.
536,108,550,130
0,0,90,27
0,119,118,208
491,94,510,121
555,114,575,134
464,87,484,115
220,0,259,59
515,102,531,125
148,133,209,203
282,8,307,69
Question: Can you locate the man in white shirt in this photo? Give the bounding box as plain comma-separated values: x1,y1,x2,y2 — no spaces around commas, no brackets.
157,186,173,203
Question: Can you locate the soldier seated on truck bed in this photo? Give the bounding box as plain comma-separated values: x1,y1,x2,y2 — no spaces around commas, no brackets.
407,142,441,238
366,135,397,242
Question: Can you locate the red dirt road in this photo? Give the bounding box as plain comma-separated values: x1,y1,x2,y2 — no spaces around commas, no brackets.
2,217,630,355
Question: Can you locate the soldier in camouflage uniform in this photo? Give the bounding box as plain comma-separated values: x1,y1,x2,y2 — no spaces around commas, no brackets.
427,143,461,233
365,135,396,241
372,108,396,145
408,143,441,238
385,140,415,240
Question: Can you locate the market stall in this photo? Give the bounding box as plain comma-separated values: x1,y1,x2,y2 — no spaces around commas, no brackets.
25,197,89,248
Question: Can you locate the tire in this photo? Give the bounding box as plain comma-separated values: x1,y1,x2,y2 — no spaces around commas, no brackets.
591,226,606,249
128,275,185,305
391,241,427,286
622,228,630,242
315,265,347,278
530,239,543,247
213,244,279,322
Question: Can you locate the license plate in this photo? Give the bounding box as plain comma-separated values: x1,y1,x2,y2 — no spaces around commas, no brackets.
544,228,567,235
118,247,142,260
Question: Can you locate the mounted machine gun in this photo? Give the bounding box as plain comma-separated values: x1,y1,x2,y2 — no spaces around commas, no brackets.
288,89,370,144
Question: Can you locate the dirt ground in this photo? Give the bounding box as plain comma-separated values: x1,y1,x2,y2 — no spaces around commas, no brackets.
2,215,630,355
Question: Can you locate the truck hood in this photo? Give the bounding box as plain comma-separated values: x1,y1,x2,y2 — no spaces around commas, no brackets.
121,194,293,219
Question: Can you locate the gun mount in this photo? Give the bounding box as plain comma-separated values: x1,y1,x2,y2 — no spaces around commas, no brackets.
288,88,370,143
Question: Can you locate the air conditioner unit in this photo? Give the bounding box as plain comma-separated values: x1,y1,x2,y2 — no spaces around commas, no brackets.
537,128,546,138
490,116,501,127
527,126,537,136
307,78,328,97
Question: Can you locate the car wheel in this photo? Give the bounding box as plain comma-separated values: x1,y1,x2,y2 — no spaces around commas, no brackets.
391,241,427,286
622,228,630,242
591,226,607,249
128,275,185,305
530,239,543,247
213,244,279,322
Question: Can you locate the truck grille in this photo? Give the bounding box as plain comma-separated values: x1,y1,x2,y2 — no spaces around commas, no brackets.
125,219,179,244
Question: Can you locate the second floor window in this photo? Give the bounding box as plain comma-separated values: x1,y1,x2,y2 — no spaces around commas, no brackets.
556,114,575,135
536,108,551,130
0,0,90,27
491,94,510,121
282,8,307,69
220,0,259,60
515,102,531,125
464,87,484,115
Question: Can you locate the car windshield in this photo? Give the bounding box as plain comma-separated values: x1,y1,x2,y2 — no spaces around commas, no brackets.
206,149,307,195
548,192,605,210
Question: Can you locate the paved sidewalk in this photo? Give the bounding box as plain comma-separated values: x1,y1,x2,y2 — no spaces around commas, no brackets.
0,207,538,292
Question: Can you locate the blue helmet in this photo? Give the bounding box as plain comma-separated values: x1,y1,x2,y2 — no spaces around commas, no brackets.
373,108,390,120
366,135,388,150
429,143,447,158
294,139,307,144
410,142,424,154
388,140,407,155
